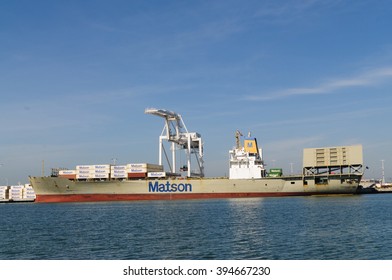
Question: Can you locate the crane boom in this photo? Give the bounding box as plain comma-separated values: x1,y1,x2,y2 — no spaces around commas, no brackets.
145,108,204,178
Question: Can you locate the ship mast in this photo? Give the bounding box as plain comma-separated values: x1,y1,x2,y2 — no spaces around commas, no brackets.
235,130,243,149
145,108,204,178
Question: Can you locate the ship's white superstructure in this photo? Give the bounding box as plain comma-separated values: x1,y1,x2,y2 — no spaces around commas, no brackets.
229,131,266,179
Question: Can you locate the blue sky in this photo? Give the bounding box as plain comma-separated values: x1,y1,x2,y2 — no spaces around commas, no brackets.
1,0,392,184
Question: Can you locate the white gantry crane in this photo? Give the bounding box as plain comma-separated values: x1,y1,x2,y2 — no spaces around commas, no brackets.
145,108,204,178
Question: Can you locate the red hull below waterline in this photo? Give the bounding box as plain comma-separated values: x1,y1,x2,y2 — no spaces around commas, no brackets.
35,192,318,203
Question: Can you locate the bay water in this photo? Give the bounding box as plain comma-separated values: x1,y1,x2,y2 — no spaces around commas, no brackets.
1,194,391,260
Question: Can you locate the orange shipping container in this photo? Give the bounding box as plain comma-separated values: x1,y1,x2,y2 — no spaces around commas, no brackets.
59,174,77,180
127,173,147,179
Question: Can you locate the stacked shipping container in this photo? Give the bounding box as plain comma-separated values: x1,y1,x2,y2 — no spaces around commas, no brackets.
9,185,24,200
59,170,77,179
110,165,127,179
0,186,7,200
23,184,36,200
76,165,111,179
126,163,163,179
0,184,36,202
58,163,164,180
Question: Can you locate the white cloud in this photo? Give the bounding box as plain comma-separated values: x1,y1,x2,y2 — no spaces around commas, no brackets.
252,106,387,129
246,66,392,101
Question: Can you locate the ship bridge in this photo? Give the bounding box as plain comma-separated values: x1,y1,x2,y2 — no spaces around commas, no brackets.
145,108,204,178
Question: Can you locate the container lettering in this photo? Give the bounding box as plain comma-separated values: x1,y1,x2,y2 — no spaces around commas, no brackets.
149,181,192,193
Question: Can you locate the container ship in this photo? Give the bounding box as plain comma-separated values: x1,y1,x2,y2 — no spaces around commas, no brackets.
29,108,364,203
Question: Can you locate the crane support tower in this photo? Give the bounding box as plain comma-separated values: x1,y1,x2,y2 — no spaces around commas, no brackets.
145,108,204,178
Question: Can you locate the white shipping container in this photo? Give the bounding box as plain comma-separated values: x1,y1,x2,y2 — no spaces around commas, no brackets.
10,193,22,198
111,175,127,178
76,166,110,174
127,163,148,168
111,174,127,178
76,165,94,170
148,172,166,178
79,165,106,168
128,168,149,173
111,172,127,176
126,163,163,169
93,165,110,169
76,170,109,175
111,173,127,178
10,185,24,190
23,188,35,193
10,189,23,193
77,170,95,175
92,174,109,179
76,164,110,170
10,191,22,195
23,188,35,191
59,170,77,175
111,165,127,170
76,174,109,179
127,168,162,173
111,169,127,173
94,169,109,174
76,174,92,179
23,191,36,198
